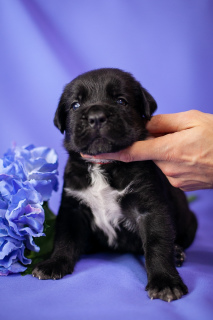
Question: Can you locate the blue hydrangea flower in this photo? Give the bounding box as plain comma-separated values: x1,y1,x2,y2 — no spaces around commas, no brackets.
2,144,59,201
0,144,58,275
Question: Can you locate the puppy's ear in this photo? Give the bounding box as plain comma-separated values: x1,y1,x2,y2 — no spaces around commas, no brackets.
54,94,67,134
140,86,157,120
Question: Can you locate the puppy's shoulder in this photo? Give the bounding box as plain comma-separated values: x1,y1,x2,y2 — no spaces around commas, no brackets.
64,156,91,190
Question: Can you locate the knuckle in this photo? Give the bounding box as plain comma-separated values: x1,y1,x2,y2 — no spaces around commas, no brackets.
186,109,202,120
158,163,175,177
167,177,182,189
174,181,183,189
164,168,174,177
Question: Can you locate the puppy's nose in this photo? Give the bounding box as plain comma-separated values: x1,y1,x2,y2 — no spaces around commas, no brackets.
88,110,107,128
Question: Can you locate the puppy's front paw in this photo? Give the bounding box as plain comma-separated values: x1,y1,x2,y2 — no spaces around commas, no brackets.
146,275,188,302
32,258,74,280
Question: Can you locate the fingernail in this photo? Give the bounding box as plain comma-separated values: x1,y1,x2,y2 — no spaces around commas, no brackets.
80,153,93,159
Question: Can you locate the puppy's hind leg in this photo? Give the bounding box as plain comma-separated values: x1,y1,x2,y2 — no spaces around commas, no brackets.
174,245,186,267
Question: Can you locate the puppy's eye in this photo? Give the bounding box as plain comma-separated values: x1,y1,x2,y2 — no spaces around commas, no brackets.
116,98,127,106
71,102,80,110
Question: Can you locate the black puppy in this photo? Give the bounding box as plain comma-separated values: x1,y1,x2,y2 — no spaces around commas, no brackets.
32,68,197,302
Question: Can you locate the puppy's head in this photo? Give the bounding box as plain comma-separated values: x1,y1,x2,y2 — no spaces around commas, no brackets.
54,68,157,155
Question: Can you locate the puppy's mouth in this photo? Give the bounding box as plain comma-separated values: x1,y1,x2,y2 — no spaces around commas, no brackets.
73,123,145,156
81,136,118,156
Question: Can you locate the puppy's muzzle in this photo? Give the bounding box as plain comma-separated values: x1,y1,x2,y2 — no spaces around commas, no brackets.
87,105,107,129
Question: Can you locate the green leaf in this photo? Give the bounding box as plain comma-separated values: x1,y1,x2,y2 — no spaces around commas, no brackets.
21,202,56,276
187,195,198,203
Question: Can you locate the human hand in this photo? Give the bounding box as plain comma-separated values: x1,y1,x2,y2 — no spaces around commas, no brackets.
82,110,213,191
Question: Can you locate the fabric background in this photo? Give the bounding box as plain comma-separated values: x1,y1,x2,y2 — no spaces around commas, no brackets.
0,1,213,319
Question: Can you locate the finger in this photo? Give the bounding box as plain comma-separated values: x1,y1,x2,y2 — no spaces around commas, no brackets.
166,176,206,191
146,111,197,134
81,152,123,162
82,135,175,162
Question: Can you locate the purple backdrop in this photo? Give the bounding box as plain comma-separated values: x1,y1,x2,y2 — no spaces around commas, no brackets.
0,1,213,320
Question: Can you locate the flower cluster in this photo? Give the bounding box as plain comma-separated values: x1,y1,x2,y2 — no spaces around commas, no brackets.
0,144,58,275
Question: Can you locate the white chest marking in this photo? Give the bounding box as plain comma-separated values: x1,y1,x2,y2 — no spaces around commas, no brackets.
65,165,129,246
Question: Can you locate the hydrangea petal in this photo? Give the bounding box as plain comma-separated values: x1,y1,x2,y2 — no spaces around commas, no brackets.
24,235,41,252
30,179,57,201
0,262,27,275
